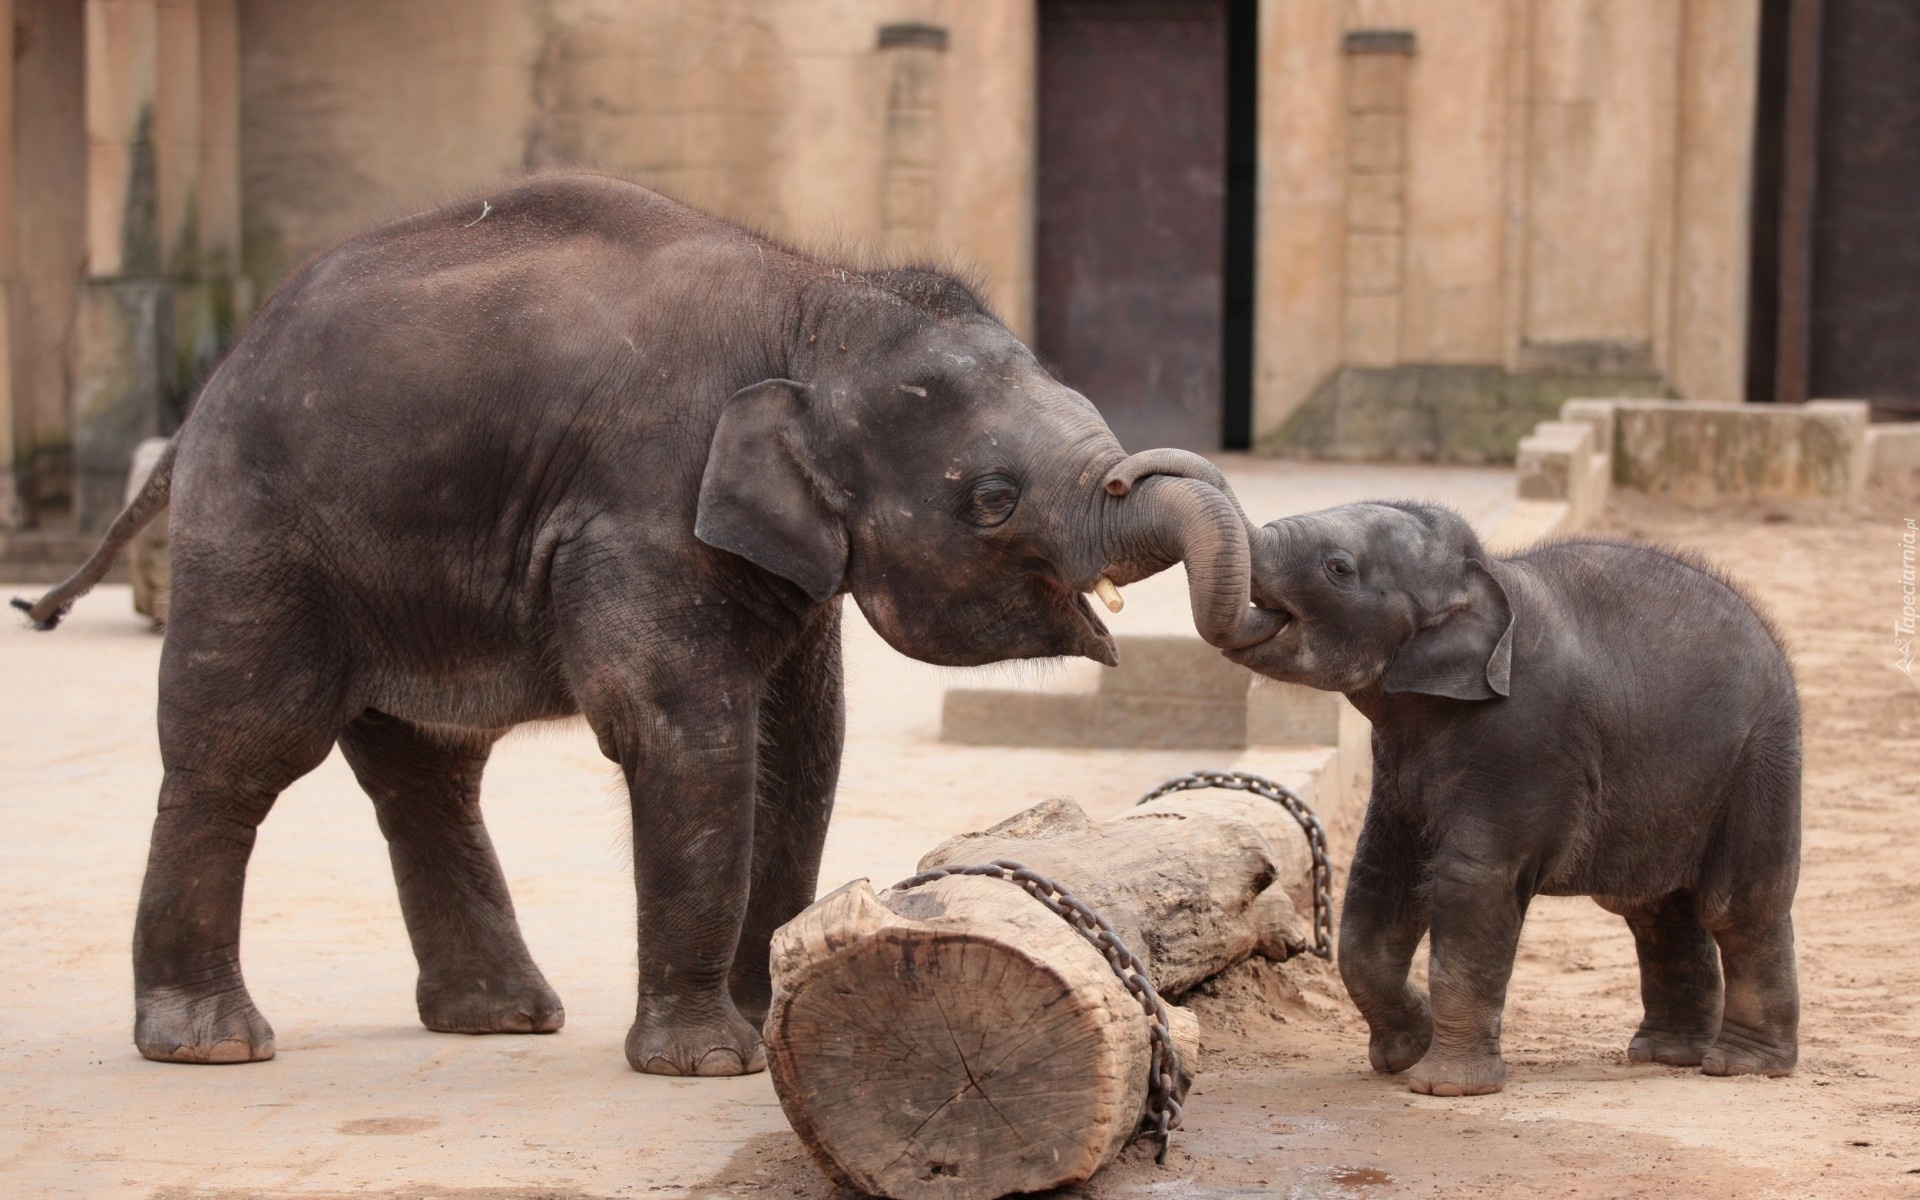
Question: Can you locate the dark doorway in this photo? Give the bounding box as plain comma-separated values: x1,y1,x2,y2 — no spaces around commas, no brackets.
1748,0,1920,419
1035,0,1255,452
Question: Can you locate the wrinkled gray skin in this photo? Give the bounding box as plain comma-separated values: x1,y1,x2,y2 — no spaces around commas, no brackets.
1229,502,1800,1095
16,174,1280,1075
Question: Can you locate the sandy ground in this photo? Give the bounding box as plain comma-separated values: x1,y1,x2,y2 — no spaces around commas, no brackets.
3,463,1915,1198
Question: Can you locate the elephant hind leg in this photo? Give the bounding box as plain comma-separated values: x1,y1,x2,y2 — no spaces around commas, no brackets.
338,712,563,1035
1701,911,1797,1077
1619,891,1723,1067
136,611,343,1064
1696,737,1800,1077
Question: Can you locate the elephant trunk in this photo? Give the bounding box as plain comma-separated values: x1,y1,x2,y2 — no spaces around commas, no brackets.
1097,474,1283,651
1101,447,1253,531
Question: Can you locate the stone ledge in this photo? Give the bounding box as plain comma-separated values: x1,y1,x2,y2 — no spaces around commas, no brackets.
1606,398,1870,504
1866,423,1920,486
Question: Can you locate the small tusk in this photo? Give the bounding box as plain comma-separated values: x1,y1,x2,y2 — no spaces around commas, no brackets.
1093,577,1124,613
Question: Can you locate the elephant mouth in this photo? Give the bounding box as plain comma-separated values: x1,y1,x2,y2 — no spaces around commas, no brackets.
1248,577,1296,632
1225,581,1297,671
1041,574,1119,666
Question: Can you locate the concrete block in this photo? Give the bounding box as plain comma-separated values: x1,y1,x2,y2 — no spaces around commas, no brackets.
1582,443,1612,523
1866,422,1920,485
1098,693,1246,749
1515,420,1593,502
1612,400,1870,505
1559,398,1619,459
124,436,169,625
1247,678,1340,746
1809,400,1871,503
1100,635,1248,701
940,689,1099,749
942,634,1254,750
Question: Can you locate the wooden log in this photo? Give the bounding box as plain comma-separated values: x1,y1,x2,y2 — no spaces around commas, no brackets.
765,794,1314,1199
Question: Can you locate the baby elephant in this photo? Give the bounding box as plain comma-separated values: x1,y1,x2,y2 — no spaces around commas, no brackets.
1228,502,1800,1095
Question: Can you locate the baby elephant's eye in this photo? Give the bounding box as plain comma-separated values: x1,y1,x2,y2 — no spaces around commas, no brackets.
963,474,1021,528
1325,555,1356,581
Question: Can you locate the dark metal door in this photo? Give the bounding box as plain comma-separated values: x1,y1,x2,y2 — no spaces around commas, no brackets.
1035,0,1229,451
1810,0,1920,419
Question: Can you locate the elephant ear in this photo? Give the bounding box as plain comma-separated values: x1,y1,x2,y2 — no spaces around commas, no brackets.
695,379,848,603
1382,558,1514,700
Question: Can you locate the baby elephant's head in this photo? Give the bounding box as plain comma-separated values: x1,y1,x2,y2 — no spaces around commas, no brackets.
1227,501,1514,701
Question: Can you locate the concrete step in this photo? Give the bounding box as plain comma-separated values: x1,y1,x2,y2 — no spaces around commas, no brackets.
942,632,1356,751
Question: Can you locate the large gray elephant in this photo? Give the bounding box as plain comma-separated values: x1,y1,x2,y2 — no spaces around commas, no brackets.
15,174,1280,1076
1227,501,1800,1095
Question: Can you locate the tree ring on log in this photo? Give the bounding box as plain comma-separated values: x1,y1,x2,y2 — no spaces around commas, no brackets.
766,877,1150,1198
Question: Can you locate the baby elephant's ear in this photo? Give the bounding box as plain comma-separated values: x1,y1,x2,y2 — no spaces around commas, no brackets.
695,379,849,603
1383,558,1514,700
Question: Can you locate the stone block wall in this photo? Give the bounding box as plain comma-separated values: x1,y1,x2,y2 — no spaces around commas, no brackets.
235,0,1036,336
2,0,246,532
1254,0,1760,460
1611,399,1869,504
941,634,1353,753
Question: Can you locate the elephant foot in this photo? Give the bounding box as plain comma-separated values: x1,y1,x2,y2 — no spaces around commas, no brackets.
626,1001,766,1076
1701,1023,1795,1078
1627,1025,1714,1067
1368,1019,1433,1075
418,970,565,1035
1407,1048,1507,1096
135,984,276,1064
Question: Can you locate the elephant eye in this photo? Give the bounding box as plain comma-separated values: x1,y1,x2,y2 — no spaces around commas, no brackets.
962,474,1021,528
1325,554,1356,582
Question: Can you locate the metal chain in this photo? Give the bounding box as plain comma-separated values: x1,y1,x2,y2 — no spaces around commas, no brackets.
890,859,1185,1163
1136,770,1335,960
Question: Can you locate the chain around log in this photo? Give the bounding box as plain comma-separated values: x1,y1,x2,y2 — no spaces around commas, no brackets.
890,859,1186,1163
1137,770,1335,960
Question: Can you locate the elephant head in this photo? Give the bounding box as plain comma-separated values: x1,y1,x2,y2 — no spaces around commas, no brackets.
1228,501,1514,699
695,272,1282,666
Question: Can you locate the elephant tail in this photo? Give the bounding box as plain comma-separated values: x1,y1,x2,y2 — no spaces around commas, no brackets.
11,440,175,631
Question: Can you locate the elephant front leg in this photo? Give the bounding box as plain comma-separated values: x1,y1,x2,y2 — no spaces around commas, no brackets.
1339,797,1433,1075
730,608,844,1027
591,678,765,1077
1408,853,1529,1097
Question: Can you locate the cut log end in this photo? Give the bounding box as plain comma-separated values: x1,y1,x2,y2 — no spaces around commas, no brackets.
767,880,1149,1199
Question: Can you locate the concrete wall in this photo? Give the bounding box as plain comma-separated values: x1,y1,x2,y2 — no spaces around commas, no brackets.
8,0,88,523
237,0,1036,333
3,0,1769,530
1254,0,1760,457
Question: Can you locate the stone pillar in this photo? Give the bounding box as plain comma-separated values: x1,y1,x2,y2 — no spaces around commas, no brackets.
165,0,248,410
1668,0,1760,402
0,0,22,529
73,0,171,529
197,0,242,289
1251,0,1346,443
1341,30,1414,369
876,22,948,258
